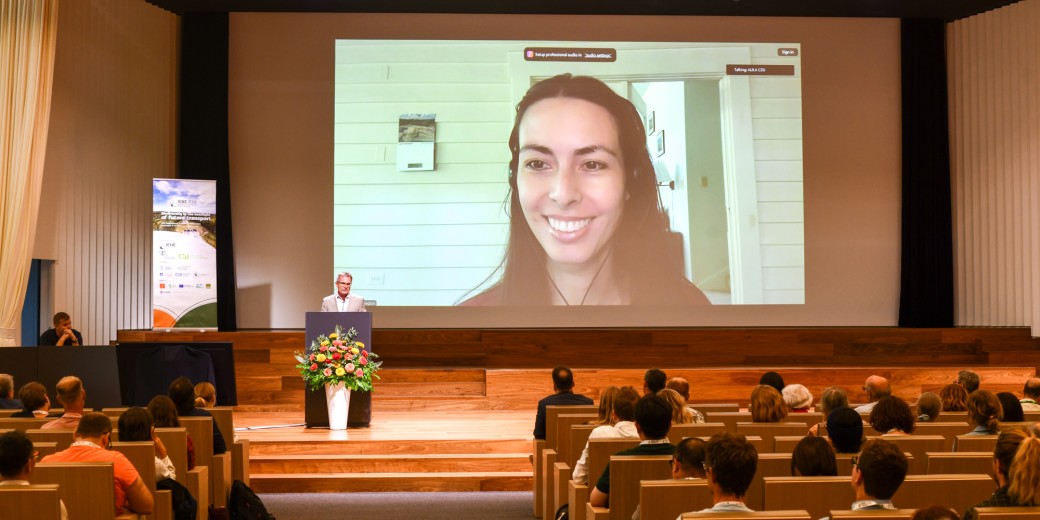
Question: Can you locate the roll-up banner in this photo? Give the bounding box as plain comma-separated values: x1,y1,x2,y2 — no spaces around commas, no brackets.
152,179,218,329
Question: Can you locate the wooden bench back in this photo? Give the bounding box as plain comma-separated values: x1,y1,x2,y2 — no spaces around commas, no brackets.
546,405,596,450
955,435,999,453
558,413,599,464
974,506,1040,519
203,407,234,446
746,453,794,511
0,418,52,430
737,423,808,451
681,511,811,519
568,424,599,468
774,436,806,453
605,455,673,520
24,429,74,452
154,427,190,485
783,413,823,428
639,479,710,520
690,403,739,414
180,416,214,469
911,423,972,450
112,441,157,493
668,423,727,444
586,438,641,487
31,462,117,518
703,412,752,432
828,509,916,520
933,412,970,423
868,435,945,473
0,483,63,520
926,451,993,475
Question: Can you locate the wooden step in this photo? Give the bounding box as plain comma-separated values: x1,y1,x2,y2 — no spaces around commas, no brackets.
250,453,531,473
249,472,533,493
247,438,532,456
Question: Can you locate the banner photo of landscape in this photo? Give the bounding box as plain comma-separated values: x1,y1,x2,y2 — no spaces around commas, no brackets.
152,179,218,329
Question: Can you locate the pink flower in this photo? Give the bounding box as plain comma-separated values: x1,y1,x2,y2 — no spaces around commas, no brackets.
319,345,328,352
332,353,341,360
355,369,364,377
332,340,343,347
310,363,318,371
345,363,355,372
323,368,333,377
361,350,368,357
309,354,315,361
359,357,368,366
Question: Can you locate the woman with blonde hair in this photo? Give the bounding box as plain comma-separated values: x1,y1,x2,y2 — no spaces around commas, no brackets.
588,386,620,426
750,384,788,423
1008,427,1040,506
658,388,698,424
965,390,1003,435
194,382,216,408
940,383,969,412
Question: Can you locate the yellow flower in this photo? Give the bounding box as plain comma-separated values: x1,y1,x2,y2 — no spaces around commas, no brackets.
335,367,346,376
329,332,338,339
350,348,359,355
316,354,327,362
320,340,330,347
355,341,365,348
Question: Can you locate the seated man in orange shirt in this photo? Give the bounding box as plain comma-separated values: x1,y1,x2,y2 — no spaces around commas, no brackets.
41,412,154,515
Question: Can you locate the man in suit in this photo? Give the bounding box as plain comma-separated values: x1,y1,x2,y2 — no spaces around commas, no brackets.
321,272,367,312
532,366,593,440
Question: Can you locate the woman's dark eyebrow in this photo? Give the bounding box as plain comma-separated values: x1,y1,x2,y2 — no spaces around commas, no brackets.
575,145,619,158
518,144,553,155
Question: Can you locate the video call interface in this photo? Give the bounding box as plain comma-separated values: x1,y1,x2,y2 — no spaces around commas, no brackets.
333,39,804,307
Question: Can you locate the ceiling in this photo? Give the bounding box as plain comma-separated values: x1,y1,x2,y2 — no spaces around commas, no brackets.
145,0,1019,22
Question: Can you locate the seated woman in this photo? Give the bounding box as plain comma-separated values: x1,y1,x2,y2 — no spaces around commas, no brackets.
750,385,788,423
194,382,216,409
148,395,195,471
808,387,847,436
827,407,865,454
869,396,916,435
961,427,1030,520
997,392,1025,423
916,392,942,422
782,384,813,413
940,383,969,412
791,436,837,476
117,406,176,481
659,388,700,424
965,390,1003,435
1006,426,1040,506
587,386,619,426
458,74,710,306
10,381,50,418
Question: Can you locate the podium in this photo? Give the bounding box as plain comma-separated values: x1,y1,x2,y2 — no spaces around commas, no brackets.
303,311,373,428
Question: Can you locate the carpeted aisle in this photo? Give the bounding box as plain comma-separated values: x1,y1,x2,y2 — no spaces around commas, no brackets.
258,491,533,520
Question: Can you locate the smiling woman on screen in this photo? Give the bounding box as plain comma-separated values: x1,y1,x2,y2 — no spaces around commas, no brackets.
459,74,710,306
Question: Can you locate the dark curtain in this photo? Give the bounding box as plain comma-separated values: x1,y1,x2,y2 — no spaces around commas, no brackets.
179,13,237,330
898,18,954,327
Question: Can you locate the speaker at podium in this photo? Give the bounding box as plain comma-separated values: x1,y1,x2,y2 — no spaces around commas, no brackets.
303,311,373,428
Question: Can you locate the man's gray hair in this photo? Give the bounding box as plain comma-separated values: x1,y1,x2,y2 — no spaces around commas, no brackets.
0,374,13,397
335,272,354,282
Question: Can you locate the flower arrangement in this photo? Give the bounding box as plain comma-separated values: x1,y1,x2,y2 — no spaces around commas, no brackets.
294,325,381,392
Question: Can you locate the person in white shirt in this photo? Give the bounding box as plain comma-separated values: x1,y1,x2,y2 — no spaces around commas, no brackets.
117,406,177,481
0,430,68,520
854,375,891,414
1020,377,1040,412
572,387,640,484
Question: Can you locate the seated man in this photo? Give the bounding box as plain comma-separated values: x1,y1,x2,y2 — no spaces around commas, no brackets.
666,377,705,422
0,431,68,520
1020,377,1040,412
854,376,891,414
37,312,83,346
169,376,227,454
589,393,675,508
643,368,667,396
11,381,51,418
41,376,86,430
573,386,640,484
0,374,22,410
683,431,758,515
848,438,908,511
533,366,593,441
40,412,154,515
633,437,708,520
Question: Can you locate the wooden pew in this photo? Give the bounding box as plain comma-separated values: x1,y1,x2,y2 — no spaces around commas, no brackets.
586,455,672,520
570,438,641,520
103,407,129,418
926,452,993,475
33,441,59,459
0,483,63,520
956,435,999,453
912,423,972,451
543,448,559,520
547,413,599,518
181,416,230,509
867,435,945,474
202,407,234,448
232,437,250,485
25,429,74,452
534,439,546,518
737,424,808,452
0,409,19,417
704,412,752,432
639,479,711,520
113,440,172,520
933,412,970,423
998,422,1035,432
973,506,1040,519
681,511,812,519
690,403,740,414
668,423,727,444
155,427,209,520
538,405,596,518
774,436,806,453
558,414,599,468
568,425,599,469
0,417,52,430
828,509,916,520
31,462,131,519
783,413,823,429
745,453,794,510
764,474,995,520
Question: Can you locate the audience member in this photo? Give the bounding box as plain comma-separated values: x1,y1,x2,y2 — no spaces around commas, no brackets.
869,396,916,435
1020,377,1040,411
782,384,813,413
0,431,68,520
957,370,981,393
589,394,674,508
194,382,217,408
759,371,785,394
961,427,1029,520
665,377,705,422
913,506,959,520
659,388,700,424
828,407,865,454
532,366,593,440
118,407,176,481
750,385,788,423
41,412,154,515
847,439,908,511
589,386,620,426
916,392,942,422
809,387,848,436
148,395,195,470
643,368,667,395
671,437,707,479
966,390,1003,435
854,375,891,413
940,383,969,412
681,432,758,515
41,376,86,430
572,387,640,484
997,392,1025,422
37,312,83,346
791,436,837,476
1007,426,1040,506
169,376,227,454
11,381,50,418
0,374,21,410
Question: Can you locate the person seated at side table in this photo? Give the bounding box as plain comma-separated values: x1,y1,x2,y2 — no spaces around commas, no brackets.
37,312,82,346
